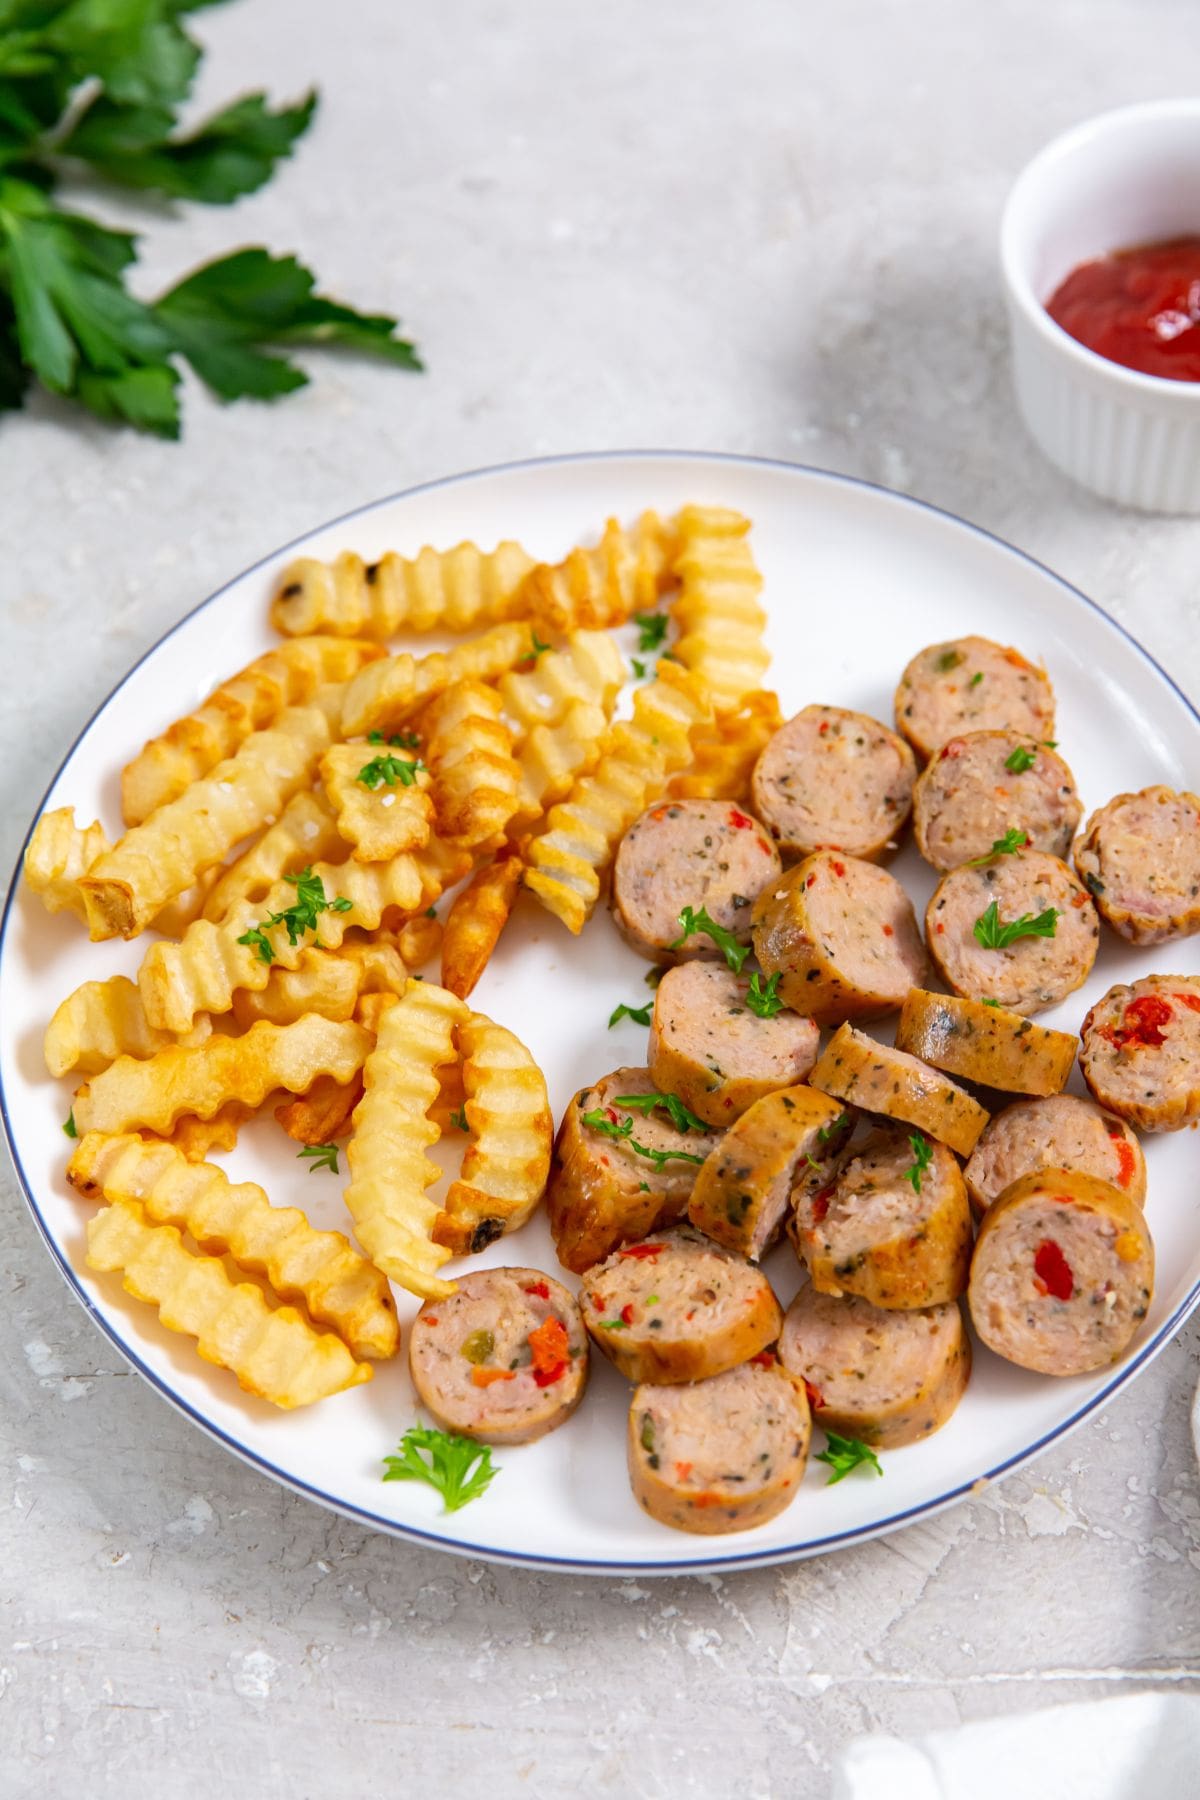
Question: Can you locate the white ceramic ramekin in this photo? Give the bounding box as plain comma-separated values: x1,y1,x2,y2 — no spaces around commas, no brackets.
1001,99,1200,513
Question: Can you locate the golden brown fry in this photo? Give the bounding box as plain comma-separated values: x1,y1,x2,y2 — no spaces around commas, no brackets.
440,851,523,999
433,1012,552,1254
270,541,537,638
495,629,625,734
512,697,609,828
24,807,110,923
44,975,212,1079
429,1059,466,1132
202,791,346,924
275,1075,363,1144
319,743,433,862
229,939,406,1029
669,505,770,709
344,979,467,1298
668,689,785,801
397,913,443,968
339,621,534,738
73,1015,372,1138
70,1132,397,1360
522,513,677,633
151,1102,253,1162
120,638,384,826
86,1196,372,1407
421,680,520,846
148,868,223,939
80,705,333,940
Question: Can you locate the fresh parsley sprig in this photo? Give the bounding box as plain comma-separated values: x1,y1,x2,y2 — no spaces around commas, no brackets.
902,1132,933,1193
581,1109,706,1171
817,1111,849,1145
613,1091,708,1133
633,611,669,653
671,905,749,974
368,730,420,750
447,1106,469,1132
746,971,782,1018
815,1431,883,1486
972,900,1059,951
967,828,1029,866
297,1142,339,1175
236,865,352,965
63,1109,77,1138
356,753,425,790
1004,744,1039,774
382,1424,498,1513
608,1000,653,1028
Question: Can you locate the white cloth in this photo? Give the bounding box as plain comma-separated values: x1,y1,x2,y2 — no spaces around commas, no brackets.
832,1693,1200,1800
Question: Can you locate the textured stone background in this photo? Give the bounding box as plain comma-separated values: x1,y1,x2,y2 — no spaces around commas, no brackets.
3,2,1200,1794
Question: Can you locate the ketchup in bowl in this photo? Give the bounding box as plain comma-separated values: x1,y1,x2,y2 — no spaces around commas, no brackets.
1046,237,1200,381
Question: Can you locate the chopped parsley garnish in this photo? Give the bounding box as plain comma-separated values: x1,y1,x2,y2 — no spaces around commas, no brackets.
519,630,552,667
368,730,420,749
297,1142,339,1174
815,1431,883,1486
902,1132,933,1193
969,671,984,687
448,1107,470,1132
746,971,783,1018
817,1112,848,1145
613,1090,708,1133
972,900,1059,950
599,1317,630,1331
982,997,1000,1008
935,649,961,673
671,905,749,974
609,1000,653,1028
425,905,438,919
357,753,425,790
633,611,669,653
63,1109,77,1139
967,828,1029,866
1003,744,1039,774
382,1424,498,1512
581,1109,706,1170
236,866,353,965
631,657,647,680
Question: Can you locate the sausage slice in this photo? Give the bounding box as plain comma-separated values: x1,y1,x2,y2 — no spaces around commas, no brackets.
750,704,917,860
894,636,1056,763
648,960,820,1126
612,799,781,962
800,1127,973,1310
968,1168,1154,1375
1074,785,1200,945
546,1066,723,1273
912,731,1081,871
1079,974,1200,1132
896,988,1077,1097
752,851,928,1025
687,1086,855,1258
926,851,1099,1014
779,1284,971,1449
964,1094,1146,1213
580,1224,781,1383
628,1357,811,1535
408,1268,588,1443
810,1022,989,1157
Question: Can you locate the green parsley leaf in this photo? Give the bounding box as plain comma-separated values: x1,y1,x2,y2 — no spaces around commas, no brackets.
297,1142,339,1175
633,610,669,653
613,1090,708,1133
815,1431,883,1486
382,1424,498,1513
746,971,782,1018
424,905,437,919
581,1108,706,1171
1003,744,1039,774
236,923,276,965
969,670,984,687
356,752,424,790
519,630,551,666
972,900,1059,950
966,827,1030,866
817,1111,849,1145
448,1107,469,1132
902,1132,933,1193
981,997,1000,1008
631,657,646,680
237,866,352,962
63,1108,77,1139
598,1317,630,1331
671,905,749,974
608,1000,653,1028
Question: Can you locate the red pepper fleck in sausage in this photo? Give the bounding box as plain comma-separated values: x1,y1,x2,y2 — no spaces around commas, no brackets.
1034,1239,1073,1301
619,1243,666,1260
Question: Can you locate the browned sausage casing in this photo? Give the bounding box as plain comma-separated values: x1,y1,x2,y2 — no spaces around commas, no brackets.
1075,786,1200,945
810,1021,989,1157
687,1086,855,1258
1078,974,1200,1132
963,1094,1146,1214
895,988,1077,1097
648,960,820,1127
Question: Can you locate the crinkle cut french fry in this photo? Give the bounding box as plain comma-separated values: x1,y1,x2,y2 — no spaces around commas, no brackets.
24,807,110,923
319,744,433,863
668,689,785,801
69,1133,398,1360
275,1075,363,1145
669,505,770,710
513,697,609,827
344,979,467,1298
85,1197,372,1407
523,662,713,933
202,791,345,924
270,541,538,638
140,836,470,1033
120,638,384,826
433,1013,552,1254
421,680,520,847
148,867,223,939
44,974,212,1079
339,621,534,738
80,705,333,941
397,913,442,969
495,630,625,736
151,1102,253,1162
522,513,677,634
72,1015,373,1138
230,939,406,1030
439,851,523,1000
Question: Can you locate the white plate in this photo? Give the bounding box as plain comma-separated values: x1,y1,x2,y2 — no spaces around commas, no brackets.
4,451,1200,1576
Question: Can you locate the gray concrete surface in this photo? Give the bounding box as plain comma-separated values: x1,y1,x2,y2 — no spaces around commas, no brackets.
3,2,1200,1794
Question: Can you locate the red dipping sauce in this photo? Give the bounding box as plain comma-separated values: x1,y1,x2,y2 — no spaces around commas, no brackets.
1046,236,1200,381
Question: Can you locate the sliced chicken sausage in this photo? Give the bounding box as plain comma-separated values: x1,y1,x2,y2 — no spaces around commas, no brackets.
926,851,1099,1014
963,1094,1146,1214
968,1168,1154,1375
752,851,928,1025
912,731,1081,871
1079,974,1200,1132
408,1268,588,1443
895,988,1077,1097
612,798,781,962
648,960,820,1127
1074,786,1200,946
687,1086,856,1259
628,1356,811,1535
810,1022,989,1157
750,704,917,861
546,1066,723,1273
779,1283,971,1449
894,636,1056,763
580,1224,781,1383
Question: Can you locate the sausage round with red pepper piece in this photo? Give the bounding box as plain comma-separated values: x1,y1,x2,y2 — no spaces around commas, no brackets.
963,1094,1146,1214
895,988,1077,1097
1074,786,1200,946
911,731,1082,871
894,635,1056,763
546,1066,723,1274
778,1284,971,1450
579,1224,782,1383
801,1127,973,1310
408,1267,588,1444
687,1085,856,1259
751,851,928,1025
750,704,917,861
1078,974,1200,1132
627,1356,811,1535
611,798,781,962
925,851,1099,1015
809,1021,989,1157
647,960,820,1127
968,1168,1154,1375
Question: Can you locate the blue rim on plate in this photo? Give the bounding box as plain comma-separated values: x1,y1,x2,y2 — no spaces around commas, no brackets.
3,448,1199,1576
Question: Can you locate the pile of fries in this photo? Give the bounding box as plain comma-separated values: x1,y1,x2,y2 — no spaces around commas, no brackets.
27,502,775,1410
